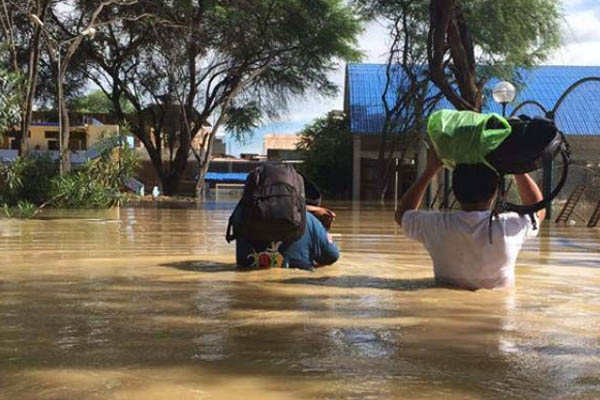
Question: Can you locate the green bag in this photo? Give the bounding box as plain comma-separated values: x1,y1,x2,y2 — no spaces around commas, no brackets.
427,109,512,170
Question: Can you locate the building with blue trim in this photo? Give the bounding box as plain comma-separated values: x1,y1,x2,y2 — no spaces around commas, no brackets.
345,64,600,200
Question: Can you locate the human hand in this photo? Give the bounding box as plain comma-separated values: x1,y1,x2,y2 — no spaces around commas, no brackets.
307,205,336,230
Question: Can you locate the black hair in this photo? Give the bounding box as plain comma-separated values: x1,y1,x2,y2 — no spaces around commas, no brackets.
452,164,499,205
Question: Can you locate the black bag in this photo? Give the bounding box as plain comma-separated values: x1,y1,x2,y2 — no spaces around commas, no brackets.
486,115,571,215
226,163,307,244
486,116,564,174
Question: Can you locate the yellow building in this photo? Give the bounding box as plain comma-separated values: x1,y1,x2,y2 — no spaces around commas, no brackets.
2,121,119,152
0,111,119,157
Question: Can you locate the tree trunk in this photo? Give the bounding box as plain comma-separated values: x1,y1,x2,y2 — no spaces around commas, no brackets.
192,143,205,198
162,117,193,196
195,132,215,198
61,103,71,173
162,147,190,196
162,173,181,196
19,1,47,156
427,0,482,111
193,77,254,198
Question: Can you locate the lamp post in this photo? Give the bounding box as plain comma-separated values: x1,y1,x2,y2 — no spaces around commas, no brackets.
29,14,96,175
492,81,516,117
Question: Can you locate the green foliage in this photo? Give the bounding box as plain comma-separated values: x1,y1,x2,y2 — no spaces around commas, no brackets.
71,90,134,114
0,132,139,211
297,114,353,199
0,153,57,206
49,132,140,209
1,200,37,219
462,0,562,78
363,0,562,79
225,102,261,145
359,0,563,110
78,0,363,195
50,172,118,209
0,66,23,140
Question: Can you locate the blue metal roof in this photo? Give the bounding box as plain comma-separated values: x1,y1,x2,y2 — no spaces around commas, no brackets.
204,172,248,183
346,64,600,136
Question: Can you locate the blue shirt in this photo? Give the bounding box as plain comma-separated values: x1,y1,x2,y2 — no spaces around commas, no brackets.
236,212,340,270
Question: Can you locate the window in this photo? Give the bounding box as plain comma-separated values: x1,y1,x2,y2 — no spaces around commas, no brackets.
48,140,59,151
45,131,59,139
69,131,87,151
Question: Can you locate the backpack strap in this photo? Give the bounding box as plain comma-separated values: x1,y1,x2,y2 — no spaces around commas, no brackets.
528,212,538,231
503,148,570,214
225,200,242,243
488,174,505,244
297,170,322,206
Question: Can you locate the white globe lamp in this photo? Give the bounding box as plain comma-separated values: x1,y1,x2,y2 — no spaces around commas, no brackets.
492,81,516,116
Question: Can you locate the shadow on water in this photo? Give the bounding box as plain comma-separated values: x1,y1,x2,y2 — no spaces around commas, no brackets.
269,275,440,291
161,260,238,273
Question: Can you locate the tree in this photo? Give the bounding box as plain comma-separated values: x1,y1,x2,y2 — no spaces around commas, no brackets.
0,0,51,155
32,0,139,174
0,64,22,143
79,0,362,196
297,114,353,199
71,89,133,114
355,0,442,201
427,0,562,111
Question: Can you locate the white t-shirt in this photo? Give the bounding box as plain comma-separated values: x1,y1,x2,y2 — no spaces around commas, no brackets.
402,210,538,290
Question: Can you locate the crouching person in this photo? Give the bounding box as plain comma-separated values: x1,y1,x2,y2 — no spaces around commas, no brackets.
226,163,339,270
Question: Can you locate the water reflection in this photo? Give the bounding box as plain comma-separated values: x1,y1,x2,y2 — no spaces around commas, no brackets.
0,202,599,399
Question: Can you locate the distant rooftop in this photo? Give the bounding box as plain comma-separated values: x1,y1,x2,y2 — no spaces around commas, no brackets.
346,64,600,136
263,134,300,151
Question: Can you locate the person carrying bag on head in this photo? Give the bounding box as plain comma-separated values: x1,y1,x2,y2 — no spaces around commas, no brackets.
395,110,569,290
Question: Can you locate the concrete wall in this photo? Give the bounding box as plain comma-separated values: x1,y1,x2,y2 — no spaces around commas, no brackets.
352,133,422,201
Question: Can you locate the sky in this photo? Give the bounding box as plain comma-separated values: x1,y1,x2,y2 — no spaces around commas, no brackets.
227,0,600,156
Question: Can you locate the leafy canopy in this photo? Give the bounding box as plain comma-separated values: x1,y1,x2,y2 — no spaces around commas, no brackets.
356,0,563,110
297,114,353,199
77,0,363,194
462,0,562,78
71,90,134,114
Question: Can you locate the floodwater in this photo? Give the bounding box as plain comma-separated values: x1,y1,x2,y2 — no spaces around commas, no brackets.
1,202,600,400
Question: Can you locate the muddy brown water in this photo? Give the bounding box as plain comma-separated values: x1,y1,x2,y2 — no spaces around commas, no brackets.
1,202,599,400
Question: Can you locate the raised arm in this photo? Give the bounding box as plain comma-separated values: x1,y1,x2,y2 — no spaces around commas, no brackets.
514,173,546,221
306,205,335,230
395,148,442,227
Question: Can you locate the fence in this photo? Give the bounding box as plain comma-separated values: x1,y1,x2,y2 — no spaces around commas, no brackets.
513,78,600,226
431,77,600,227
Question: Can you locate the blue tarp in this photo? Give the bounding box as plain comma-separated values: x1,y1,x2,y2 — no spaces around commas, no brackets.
204,172,248,183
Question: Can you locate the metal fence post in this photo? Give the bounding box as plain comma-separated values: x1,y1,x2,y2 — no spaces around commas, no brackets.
542,158,553,218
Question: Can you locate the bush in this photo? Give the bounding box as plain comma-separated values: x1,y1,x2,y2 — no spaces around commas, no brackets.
0,132,139,212
2,200,37,219
50,171,118,209
0,153,57,206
